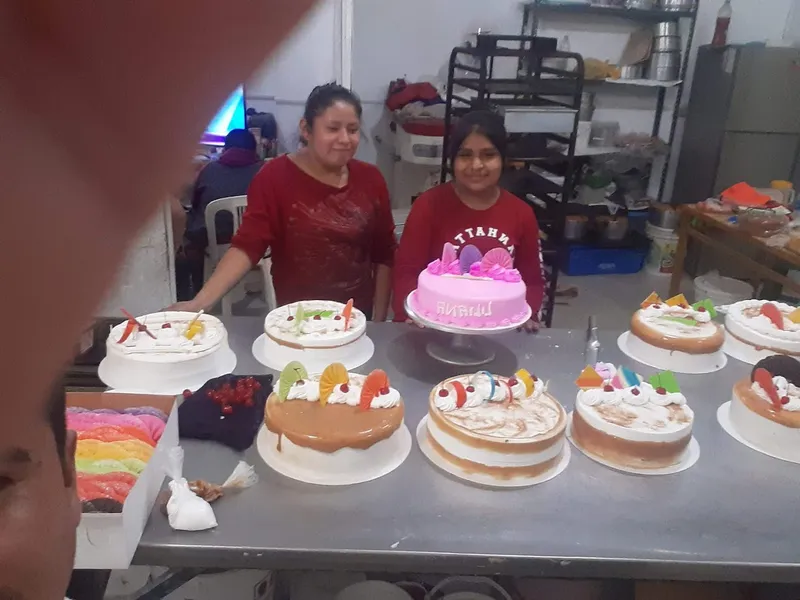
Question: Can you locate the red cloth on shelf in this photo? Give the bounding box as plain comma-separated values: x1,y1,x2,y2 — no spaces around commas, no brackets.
392,183,545,322
231,155,396,313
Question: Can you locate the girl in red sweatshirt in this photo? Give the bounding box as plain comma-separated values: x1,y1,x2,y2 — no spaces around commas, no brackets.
392,111,544,331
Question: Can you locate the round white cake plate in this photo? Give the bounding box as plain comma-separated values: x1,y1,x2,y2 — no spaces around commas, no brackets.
405,292,531,367
616,331,727,374
97,347,237,395
256,423,412,486
251,333,374,373
717,401,800,465
565,412,699,476
415,416,571,489
721,333,780,365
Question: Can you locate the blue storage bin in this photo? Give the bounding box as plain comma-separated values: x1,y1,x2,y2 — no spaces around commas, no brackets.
561,244,647,276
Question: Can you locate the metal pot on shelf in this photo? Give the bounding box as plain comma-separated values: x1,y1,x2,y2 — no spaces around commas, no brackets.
619,64,645,79
625,0,656,8
596,215,629,241
564,215,589,241
653,35,681,51
649,50,680,81
660,0,696,10
654,21,679,37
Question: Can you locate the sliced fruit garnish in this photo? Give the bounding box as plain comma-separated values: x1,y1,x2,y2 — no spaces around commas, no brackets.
692,298,718,318
450,380,467,408
662,316,697,326
294,304,306,332
640,292,662,309
277,361,309,401
185,320,205,340
754,367,781,409
319,363,349,406
515,368,535,397
648,371,680,394
575,366,603,389
118,319,137,343
788,307,800,324
665,293,689,307
760,302,785,330
343,299,354,330
360,369,389,410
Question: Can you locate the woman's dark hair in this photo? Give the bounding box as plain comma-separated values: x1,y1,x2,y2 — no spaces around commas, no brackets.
224,128,257,151
449,110,507,165
303,82,363,126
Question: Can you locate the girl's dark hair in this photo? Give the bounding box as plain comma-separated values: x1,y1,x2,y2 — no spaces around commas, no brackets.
449,110,507,165
303,82,363,125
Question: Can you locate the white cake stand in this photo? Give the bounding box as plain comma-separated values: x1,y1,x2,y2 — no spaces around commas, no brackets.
404,292,531,367
251,332,374,373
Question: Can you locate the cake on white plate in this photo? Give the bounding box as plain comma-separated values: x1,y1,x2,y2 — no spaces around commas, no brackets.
101,311,234,392
424,368,567,483
729,356,800,462
261,361,407,484
724,299,800,361
263,299,366,349
572,364,694,470
626,292,725,372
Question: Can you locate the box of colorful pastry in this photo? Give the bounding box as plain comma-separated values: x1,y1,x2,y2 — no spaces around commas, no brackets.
67,391,179,569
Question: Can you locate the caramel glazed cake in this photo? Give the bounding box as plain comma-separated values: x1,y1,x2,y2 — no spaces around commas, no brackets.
426,370,567,481
630,302,724,355
730,359,800,462
572,367,694,470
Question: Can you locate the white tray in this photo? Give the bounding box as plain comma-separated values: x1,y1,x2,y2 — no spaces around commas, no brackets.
251,333,374,373
717,401,800,465
617,331,727,374
721,332,781,365
416,416,570,489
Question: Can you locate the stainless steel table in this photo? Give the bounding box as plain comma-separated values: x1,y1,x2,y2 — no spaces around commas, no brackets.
134,319,800,582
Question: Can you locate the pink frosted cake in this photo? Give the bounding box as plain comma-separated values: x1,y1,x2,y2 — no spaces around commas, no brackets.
408,243,530,328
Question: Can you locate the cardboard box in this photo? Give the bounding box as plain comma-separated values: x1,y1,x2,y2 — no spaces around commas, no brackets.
69,391,178,570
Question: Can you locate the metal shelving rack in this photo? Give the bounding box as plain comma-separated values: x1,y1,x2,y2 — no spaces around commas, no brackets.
439,33,586,326
522,1,699,200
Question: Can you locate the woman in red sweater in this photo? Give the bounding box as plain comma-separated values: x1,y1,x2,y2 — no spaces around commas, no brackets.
174,84,396,319
392,111,544,331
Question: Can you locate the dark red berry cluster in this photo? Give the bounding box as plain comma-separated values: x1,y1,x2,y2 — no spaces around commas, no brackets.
183,377,262,415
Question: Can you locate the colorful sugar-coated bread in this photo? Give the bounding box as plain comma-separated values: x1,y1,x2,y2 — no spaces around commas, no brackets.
77,425,156,446
75,439,154,463
75,457,147,476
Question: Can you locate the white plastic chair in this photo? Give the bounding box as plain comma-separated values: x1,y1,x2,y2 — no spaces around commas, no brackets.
204,195,277,316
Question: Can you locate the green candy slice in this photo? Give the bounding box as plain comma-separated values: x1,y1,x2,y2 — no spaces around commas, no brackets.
278,361,309,401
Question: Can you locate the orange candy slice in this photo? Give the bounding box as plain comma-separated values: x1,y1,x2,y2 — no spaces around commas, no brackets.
319,363,349,406
515,368,535,397
450,380,467,408
640,292,662,309
753,367,781,409
360,369,389,410
665,293,689,308
342,298,354,330
760,302,785,330
575,366,604,389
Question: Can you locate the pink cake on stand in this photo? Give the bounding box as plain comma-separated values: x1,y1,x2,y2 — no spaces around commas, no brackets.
405,244,531,367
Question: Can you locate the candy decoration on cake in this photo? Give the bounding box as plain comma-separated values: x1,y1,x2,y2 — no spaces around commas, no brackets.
665,294,689,308
459,244,483,274
760,302,785,330
442,242,458,265
294,304,306,333
515,368,536,397
575,365,604,388
751,355,800,387
692,298,718,318
120,308,157,339
342,298,354,331
473,371,497,400
648,371,680,394
481,247,514,271
184,310,205,340
320,362,349,406
450,380,468,408
614,366,643,389
360,369,390,410
118,319,137,343
788,307,800,324
277,361,309,401
753,367,782,408
641,292,662,309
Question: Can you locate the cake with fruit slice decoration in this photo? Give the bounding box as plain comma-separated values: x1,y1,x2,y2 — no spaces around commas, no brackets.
572,364,694,470
729,356,800,461
425,368,566,482
724,299,800,358
263,299,366,349
101,310,234,392
262,361,406,480
407,243,531,328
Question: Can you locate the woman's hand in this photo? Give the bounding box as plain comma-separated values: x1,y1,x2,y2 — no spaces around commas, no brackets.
169,300,204,312
518,319,540,334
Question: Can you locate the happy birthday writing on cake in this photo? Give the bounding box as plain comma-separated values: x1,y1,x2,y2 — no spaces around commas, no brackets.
436,301,493,317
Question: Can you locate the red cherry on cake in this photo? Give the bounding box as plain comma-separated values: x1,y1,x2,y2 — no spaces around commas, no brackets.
334,315,342,321
782,396,790,405
466,385,475,393
287,316,294,321
438,389,449,397
380,387,390,395
652,304,661,309
296,379,305,385
313,315,322,320
162,323,172,329
631,388,641,396
656,387,667,395
603,385,614,392
532,376,539,382
697,306,707,312
508,378,518,386
341,384,350,393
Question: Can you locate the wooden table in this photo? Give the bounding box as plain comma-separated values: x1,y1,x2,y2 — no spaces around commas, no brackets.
669,204,800,298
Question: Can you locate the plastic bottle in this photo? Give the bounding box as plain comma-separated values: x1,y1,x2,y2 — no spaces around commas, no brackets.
712,0,732,47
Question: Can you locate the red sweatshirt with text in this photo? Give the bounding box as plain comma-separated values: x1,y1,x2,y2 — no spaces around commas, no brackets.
392,183,544,322
231,155,396,314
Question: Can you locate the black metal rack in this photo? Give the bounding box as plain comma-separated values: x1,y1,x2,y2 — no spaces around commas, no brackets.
439,33,586,326
521,1,699,201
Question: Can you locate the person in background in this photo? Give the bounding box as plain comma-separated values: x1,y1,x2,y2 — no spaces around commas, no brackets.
178,128,263,299
392,110,544,331
173,83,396,319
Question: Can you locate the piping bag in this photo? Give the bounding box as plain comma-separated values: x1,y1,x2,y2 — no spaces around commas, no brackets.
165,447,217,531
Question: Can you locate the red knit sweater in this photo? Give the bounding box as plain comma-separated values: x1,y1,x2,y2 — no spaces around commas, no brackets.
392,184,544,321
231,155,396,313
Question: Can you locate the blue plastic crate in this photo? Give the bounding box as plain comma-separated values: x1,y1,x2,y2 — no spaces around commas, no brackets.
561,244,647,276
